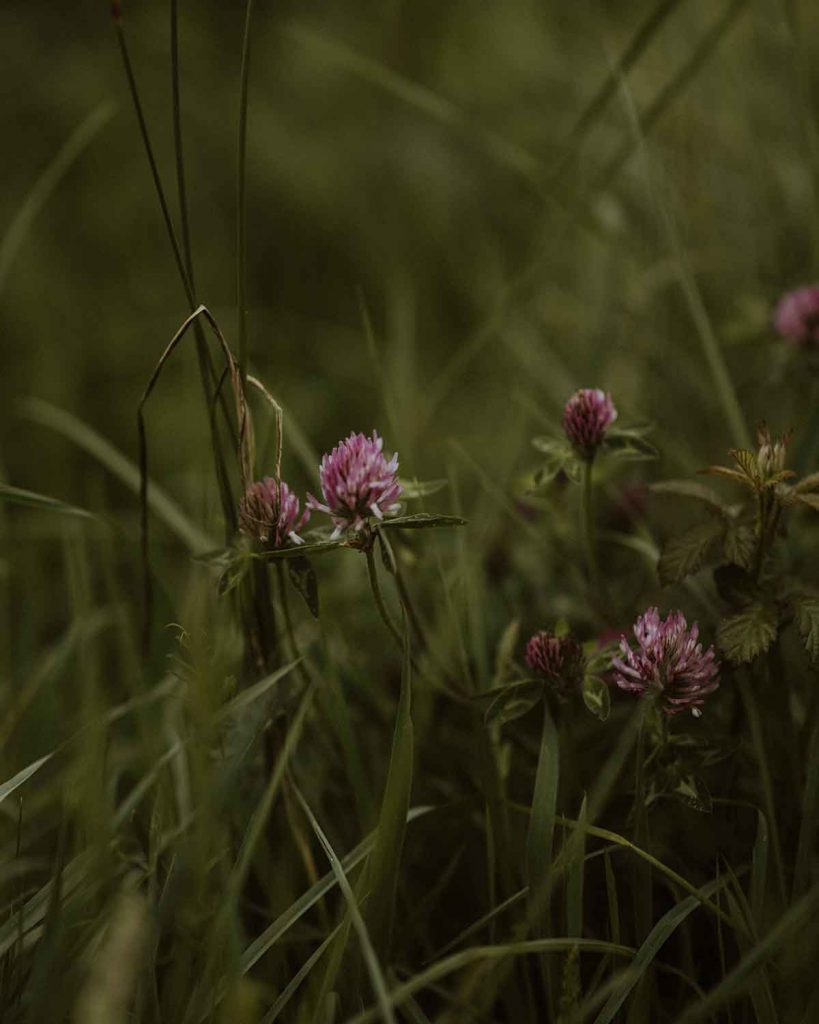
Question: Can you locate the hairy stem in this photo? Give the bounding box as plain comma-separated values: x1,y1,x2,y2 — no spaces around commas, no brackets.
365,544,402,648
581,458,600,591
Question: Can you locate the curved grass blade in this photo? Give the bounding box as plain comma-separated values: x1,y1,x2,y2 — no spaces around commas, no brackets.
0,484,95,522
526,699,559,926
566,794,588,939
0,102,115,295
379,513,467,531
347,938,636,1024
607,13,751,449
676,883,819,1024
793,719,819,900
237,806,434,978
286,23,544,192
294,785,396,1024
552,0,685,174
593,875,728,1024
0,754,53,809
508,807,740,934
170,0,195,290
259,926,340,1024
229,679,316,897
360,612,414,953
236,0,255,380
21,397,213,553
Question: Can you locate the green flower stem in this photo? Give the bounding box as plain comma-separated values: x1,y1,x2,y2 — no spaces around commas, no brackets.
795,374,819,472
275,562,310,687
581,457,601,590
753,488,783,583
365,543,403,649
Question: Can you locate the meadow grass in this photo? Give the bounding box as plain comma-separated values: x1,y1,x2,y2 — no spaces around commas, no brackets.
1,1,819,1021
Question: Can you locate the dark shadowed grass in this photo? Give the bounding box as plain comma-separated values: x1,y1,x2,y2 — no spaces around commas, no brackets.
2,1,819,1021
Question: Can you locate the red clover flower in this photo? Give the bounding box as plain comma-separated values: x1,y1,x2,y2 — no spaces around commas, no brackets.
773,285,819,347
239,478,308,547
307,431,402,536
611,608,719,717
563,389,618,458
526,631,584,697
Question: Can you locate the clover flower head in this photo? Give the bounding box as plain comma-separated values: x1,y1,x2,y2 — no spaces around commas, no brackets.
525,631,583,697
239,478,308,547
611,608,719,717
307,431,402,536
773,285,819,346
563,389,618,457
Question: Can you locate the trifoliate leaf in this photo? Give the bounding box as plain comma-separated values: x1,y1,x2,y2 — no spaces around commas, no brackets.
602,429,658,461
257,539,348,560
658,518,724,585
379,513,467,530
399,477,448,499
672,773,712,814
288,555,319,618
792,594,819,663
717,603,779,664
532,437,572,457
492,619,520,689
484,681,542,727
582,674,611,721
213,549,251,596
530,438,576,487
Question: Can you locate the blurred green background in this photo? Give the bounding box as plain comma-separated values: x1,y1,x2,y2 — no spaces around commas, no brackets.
2,0,819,598
3,7,819,1017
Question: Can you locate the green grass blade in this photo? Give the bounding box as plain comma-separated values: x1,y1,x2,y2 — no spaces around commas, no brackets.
229,680,316,896
611,37,751,450
0,102,115,295
676,884,819,1024
0,754,53,809
286,23,544,192
0,484,95,521
526,699,559,925
604,851,621,946
566,794,588,939
793,719,819,900
170,0,195,291
551,0,686,185
720,878,778,1024
294,785,396,1024
347,938,635,1024
593,876,728,1024
259,926,340,1024
237,806,433,978
21,397,214,552
236,0,255,379
738,674,786,905
361,611,414,953
751,809,769,925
